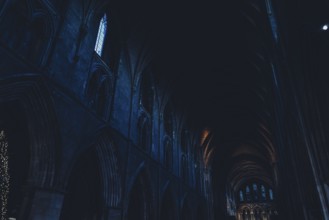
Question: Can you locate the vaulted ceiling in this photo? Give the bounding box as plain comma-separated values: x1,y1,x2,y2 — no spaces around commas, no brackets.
117,0,279,197
150,0,278,193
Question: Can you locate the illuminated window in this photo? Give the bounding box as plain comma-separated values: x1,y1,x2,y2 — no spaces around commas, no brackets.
269,189,274,200
239,190,244,202
261,185,266,200
95,14,107,56
253,183,258,200
246,186,251,201
253,183,257,191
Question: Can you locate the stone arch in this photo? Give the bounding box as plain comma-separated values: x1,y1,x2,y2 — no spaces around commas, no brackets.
138,111,152,152
95,129,122,207
92,129,122,208
86,64,114,119
60,147,103,220
0,74,59,187
253,206,262,220
23,11,55,66
60,129,122,219
0,74,60,218
126,164,155,220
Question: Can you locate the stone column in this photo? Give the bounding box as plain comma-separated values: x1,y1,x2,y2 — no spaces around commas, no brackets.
237,212,242,220
250,211,255,220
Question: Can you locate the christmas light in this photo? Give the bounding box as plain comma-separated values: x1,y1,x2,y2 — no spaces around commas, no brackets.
0,131,10,220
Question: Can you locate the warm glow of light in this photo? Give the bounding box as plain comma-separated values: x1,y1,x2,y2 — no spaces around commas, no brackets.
200,128,210,146
322,24,328,31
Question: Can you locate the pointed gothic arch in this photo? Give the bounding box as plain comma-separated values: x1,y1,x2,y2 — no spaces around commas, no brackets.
138,112,152,152
126,167,155,220
60,130,122,219
86,64,114,119
0,74,60,218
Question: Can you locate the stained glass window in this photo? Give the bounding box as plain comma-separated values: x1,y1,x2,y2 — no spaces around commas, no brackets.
94,14,107,56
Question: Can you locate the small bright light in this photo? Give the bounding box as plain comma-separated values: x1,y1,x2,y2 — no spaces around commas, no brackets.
322,24,328,31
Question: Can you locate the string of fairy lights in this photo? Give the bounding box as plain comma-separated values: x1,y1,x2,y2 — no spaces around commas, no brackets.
0,130,10,220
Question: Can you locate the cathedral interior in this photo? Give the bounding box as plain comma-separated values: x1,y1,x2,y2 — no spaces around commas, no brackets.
1,0,329,219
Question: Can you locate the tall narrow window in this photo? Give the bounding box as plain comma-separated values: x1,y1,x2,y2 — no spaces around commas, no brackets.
253,183,257,190
246,186,250,201
269,189,274,201
94,14,107,56
253,183,258,201
261,185,266,200
239,190,244,202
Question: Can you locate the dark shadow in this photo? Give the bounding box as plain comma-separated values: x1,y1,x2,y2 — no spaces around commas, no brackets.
60,149,102,220
160,188,176,220
127,171,151,220
0,101,30,219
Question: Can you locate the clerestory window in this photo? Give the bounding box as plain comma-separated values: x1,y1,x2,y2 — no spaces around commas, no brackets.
94,14,107,56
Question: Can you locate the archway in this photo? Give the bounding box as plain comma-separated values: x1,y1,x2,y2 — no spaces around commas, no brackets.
60,148,102,220
0,76,59,219
60,130,121,219
127,170,153,220
254,208,261,220
0,76,58,187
